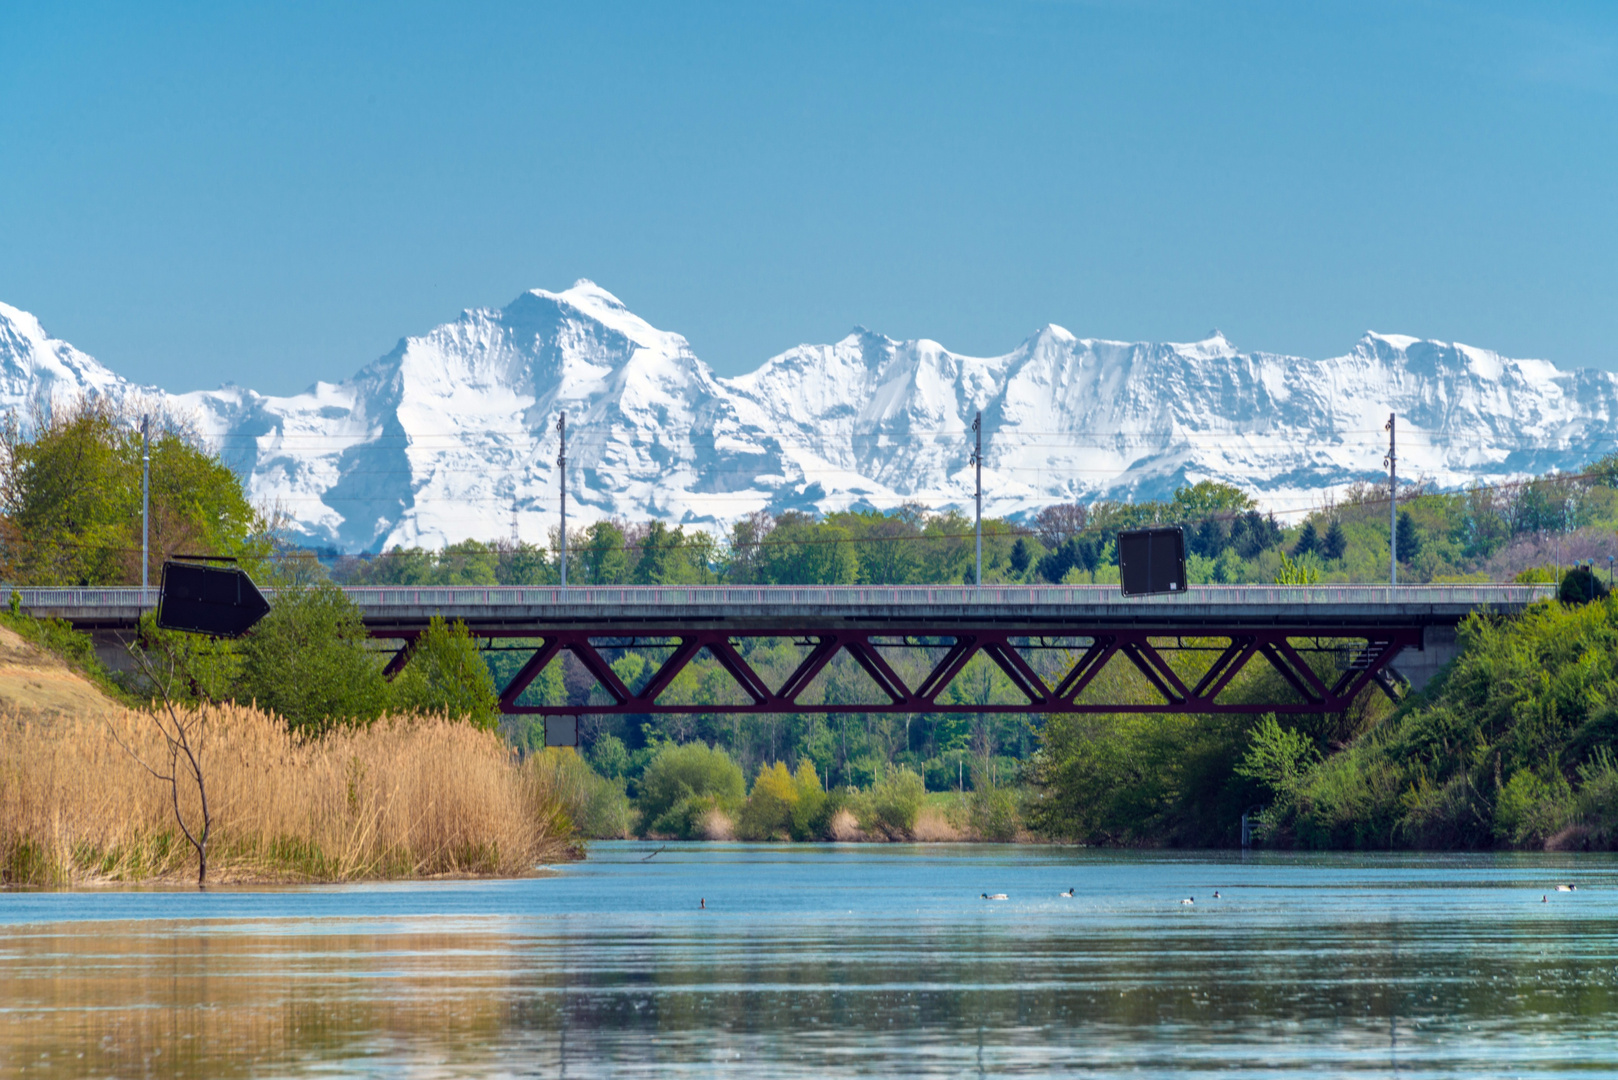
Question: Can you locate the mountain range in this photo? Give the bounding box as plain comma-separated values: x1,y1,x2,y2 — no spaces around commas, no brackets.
2,282,1615,552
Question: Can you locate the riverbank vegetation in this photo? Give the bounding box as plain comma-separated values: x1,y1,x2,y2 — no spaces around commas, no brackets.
1,702,576,885
5,397,1618,856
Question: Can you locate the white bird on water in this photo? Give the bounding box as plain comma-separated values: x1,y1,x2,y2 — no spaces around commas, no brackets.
983,893,1008,900
1060,888,1074,898
1181,897,1195,905
1556,884,1577,892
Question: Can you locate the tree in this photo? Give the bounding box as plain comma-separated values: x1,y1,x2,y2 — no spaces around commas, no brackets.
1169,481,1254,521
0,397,268,585
636,741,745,837
1321,519,1347,561
756,514,859,584
391,616,500,729
113,646,220,887
1032,503,1088,549
1009,537,1033,575
580,520,629,584
1396,510,1423,563
1292,521,1318,557
237,582,390,734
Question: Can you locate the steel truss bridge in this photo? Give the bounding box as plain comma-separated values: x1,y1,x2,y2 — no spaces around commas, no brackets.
23,584,1551,717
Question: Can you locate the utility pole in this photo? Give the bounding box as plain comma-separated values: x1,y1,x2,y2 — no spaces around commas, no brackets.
971,410,982,586
141,415,150,597
557,411,567,588
1384,412,1396,588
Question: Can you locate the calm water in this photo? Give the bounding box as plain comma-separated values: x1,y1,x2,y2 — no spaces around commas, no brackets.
3,844,1618,1077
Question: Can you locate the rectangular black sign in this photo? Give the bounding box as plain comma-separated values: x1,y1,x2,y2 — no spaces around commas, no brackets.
1117,527,1188,597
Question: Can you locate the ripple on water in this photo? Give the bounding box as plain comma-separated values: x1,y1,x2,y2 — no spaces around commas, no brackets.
3,844,1618,1077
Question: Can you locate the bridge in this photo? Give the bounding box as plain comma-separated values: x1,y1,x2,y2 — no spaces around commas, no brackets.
19,583,1551,718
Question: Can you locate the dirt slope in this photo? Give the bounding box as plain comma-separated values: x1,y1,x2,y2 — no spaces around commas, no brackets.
0,626,120,720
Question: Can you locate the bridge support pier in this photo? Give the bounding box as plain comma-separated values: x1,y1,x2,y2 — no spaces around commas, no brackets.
1386,625,1461,696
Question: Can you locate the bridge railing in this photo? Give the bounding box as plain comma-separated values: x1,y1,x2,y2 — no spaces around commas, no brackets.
11,582,1558,610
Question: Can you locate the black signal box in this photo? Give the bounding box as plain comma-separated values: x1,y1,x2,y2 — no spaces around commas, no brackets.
1117,527,1188,597
156,560,271,637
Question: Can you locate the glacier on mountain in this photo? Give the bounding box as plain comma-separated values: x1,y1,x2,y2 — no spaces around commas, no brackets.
0,282,1614,552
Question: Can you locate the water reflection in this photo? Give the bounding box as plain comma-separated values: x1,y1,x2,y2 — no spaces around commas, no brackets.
4,846,1618,1077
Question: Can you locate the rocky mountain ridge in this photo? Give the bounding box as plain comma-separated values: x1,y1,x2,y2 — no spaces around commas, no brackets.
1,284,1613,551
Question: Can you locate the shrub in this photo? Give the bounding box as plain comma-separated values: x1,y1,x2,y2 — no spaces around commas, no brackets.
636,741,745,838
849,767,925,838
969,786,1020,841
528,749,635,839
737,760,828,840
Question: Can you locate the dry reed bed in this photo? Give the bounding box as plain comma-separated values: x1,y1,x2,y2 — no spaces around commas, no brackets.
0,703,576,884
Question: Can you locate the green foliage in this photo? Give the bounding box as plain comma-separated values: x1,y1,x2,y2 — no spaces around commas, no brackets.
968,784,1021,841
589,733,632,780
126,612,243,703
848,766,925,837
1273,552,1321,585
390,617,500,729
0,398,269,585
1234,715,1320,798
1560,566,1610,605
636,741,746,838
236,582,390,734
737,760,829,840
1266,596,1618,849
529,749,636,839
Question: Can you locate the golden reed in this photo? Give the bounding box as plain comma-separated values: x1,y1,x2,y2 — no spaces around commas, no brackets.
0,703,576,884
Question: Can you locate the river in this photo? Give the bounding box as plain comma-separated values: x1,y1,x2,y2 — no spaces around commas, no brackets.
3,843,1617,1077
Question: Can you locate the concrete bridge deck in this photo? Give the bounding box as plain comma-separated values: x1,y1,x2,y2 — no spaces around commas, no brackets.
14,583,1556,634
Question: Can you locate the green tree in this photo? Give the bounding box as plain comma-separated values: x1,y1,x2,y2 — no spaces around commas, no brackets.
756,513,859,584
636,741,745,837
391,616,500,729
1321,519,1347,561
580,521,629,584
1,398,267,585
237,582,390,734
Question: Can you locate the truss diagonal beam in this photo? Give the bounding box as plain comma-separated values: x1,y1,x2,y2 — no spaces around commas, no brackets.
483,623,1426,716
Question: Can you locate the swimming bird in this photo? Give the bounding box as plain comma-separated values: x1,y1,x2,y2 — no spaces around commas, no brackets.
1060,888,1074,898
983,893,1008,900
1212,891,1221,899
1181,897,1195,905
1542,895,1548,903
1556,884,1576,892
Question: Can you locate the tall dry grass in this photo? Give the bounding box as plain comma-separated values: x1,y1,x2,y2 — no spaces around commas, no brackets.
0,703,578,885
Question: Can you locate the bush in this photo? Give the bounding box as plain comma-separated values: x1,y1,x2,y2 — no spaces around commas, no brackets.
636,741,745,838
849,767,925,838
969,786,1020,841
737,760,828,840
528,749,635,839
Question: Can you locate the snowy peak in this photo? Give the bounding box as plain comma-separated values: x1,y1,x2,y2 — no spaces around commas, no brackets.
0,302,140,418
0,288,1614,551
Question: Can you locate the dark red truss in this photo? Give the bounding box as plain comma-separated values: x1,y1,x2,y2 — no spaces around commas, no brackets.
466,625,1424,716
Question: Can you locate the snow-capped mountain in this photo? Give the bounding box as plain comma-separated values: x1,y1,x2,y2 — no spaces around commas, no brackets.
1,283,1615,551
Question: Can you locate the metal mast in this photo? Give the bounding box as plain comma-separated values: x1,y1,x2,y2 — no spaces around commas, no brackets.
971,411,982,586
557,411,567,588
1385,412,1397,587
141,415,150,596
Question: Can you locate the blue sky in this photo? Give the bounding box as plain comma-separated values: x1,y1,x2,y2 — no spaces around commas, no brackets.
3,1,1616,393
